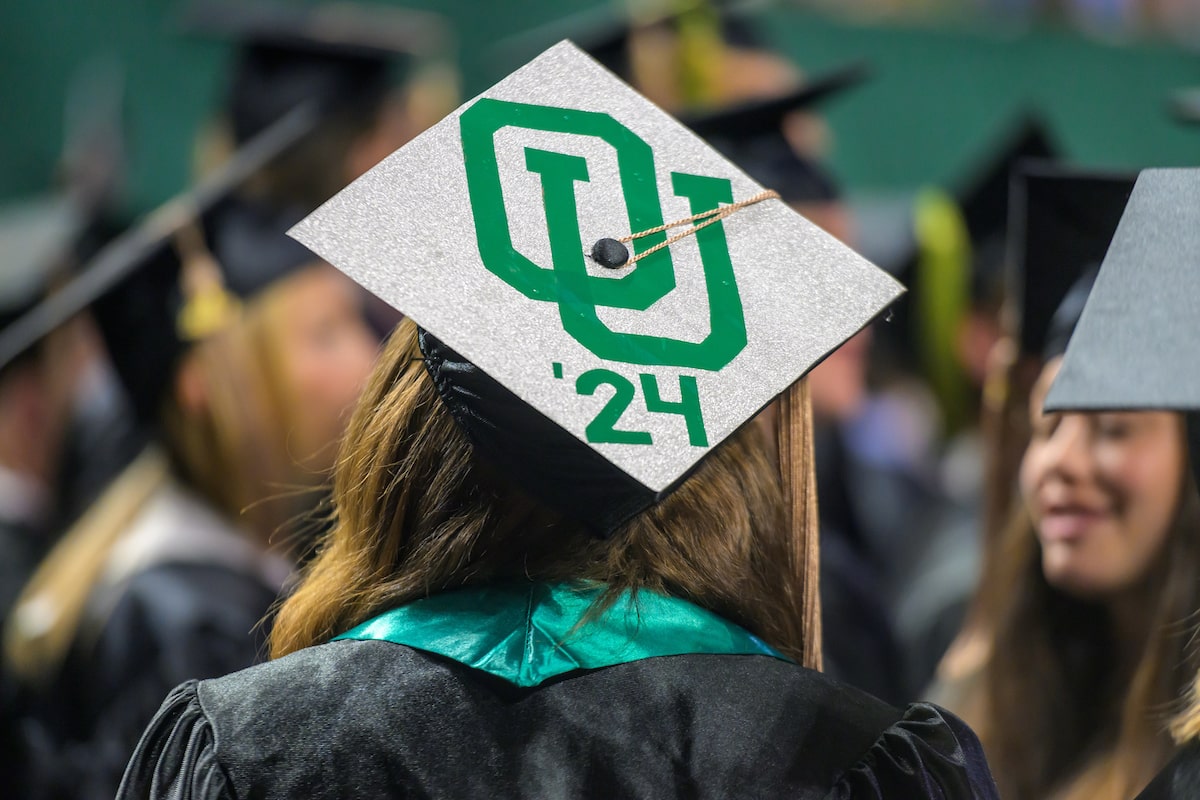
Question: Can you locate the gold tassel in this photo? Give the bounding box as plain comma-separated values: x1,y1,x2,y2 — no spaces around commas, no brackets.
777,378,822,670
174,223,242,342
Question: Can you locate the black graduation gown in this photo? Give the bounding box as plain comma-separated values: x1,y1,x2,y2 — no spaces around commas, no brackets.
0,515,45,624
814,423,909,704
117,639,999,799
17,561,282,800
1135,741,1200,800
15,478,289,800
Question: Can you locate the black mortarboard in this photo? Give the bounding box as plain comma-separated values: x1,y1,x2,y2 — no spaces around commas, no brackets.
1046,169,1200,414
1009,162,1135,359
0,105,322,420
882,115,1059,355
681,63,871,204
1169,88,1200,125
959,115,1059,304
181,1,449,143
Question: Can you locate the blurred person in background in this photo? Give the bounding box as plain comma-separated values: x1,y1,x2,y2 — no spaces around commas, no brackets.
2,6,453,793
0,64,147,623
0,69,146,789
186,0,458,210
2,112,378,800
559,0,808,116
930,168,1197,800
887,118,1060,691
1062,172,1200,800
0,201,102,624
0,200,120,793
184,0,459,336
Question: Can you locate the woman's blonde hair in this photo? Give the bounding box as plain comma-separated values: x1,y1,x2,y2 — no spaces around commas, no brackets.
271,318,813,664
4,279,309,685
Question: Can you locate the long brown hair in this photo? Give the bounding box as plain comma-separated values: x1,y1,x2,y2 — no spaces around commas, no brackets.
161,280,311,542
271,319,811,663
956,429,1200,800
4,277,309,684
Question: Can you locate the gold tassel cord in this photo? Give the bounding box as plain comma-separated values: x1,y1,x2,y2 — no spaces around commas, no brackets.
618,189,781,266
173,222,243,342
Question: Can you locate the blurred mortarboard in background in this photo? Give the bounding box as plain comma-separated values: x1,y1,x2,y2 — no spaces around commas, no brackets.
868,114,1058,430
576,3,762,75
180,0,452,144
492,0,763,96
680,62,871,204
1008,161,1134,360
958,114,1059,306
0,60,129,373
1045,169,1200,413
1168,87,1200,125
881,114,1060,357
0,198,87,343
0,105,323,420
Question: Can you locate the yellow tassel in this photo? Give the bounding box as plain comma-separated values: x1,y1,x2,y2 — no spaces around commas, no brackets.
174,223,242,342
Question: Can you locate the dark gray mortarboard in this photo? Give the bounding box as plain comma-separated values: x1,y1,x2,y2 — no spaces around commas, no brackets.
0,57,128,377
0,199,86,337
1044,169,1200,487
1045,169,1200,414
1009,162,1135,360
0,105,322,421
1169,88,1200,125
680,63,871,204
874,115,1059,373
181,0,449,143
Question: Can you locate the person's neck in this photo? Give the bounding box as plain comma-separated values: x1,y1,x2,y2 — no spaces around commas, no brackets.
0,412,52,488
0,417,53,523
1105,580,1157,675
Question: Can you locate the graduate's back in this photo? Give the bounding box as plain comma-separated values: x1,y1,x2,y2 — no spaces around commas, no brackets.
120,634,993,799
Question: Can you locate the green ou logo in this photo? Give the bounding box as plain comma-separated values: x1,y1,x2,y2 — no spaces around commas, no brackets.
459,98,747,373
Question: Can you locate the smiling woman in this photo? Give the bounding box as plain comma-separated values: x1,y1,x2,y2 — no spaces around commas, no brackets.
931,317,1200,800
1021,361,1187,601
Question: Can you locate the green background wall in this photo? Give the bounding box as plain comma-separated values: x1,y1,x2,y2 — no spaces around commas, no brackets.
2,1,1197,216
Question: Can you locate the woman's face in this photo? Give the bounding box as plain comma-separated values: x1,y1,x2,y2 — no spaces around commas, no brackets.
273,265,379,470
1019,358,1185,599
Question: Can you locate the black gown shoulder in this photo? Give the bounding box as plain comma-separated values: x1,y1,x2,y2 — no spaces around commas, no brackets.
19,561,280,800
1135,741,1200,800
118,639,998,800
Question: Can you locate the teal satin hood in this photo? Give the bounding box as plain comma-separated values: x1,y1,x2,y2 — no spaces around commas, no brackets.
333,582,788,688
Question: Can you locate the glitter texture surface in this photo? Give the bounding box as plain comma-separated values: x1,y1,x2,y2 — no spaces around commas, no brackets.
291,41,904,492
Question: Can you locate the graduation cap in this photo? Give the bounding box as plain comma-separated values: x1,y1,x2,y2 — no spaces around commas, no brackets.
181,0,451,144
1043,169,1200,487
876,115,1059,385
289,41,901,538
0,198,87,357
1169,88,1200,125
1009,162,1135,359
1045,169,1200,414
957,115,1059,305
680,62,870,204
0,104,323,419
